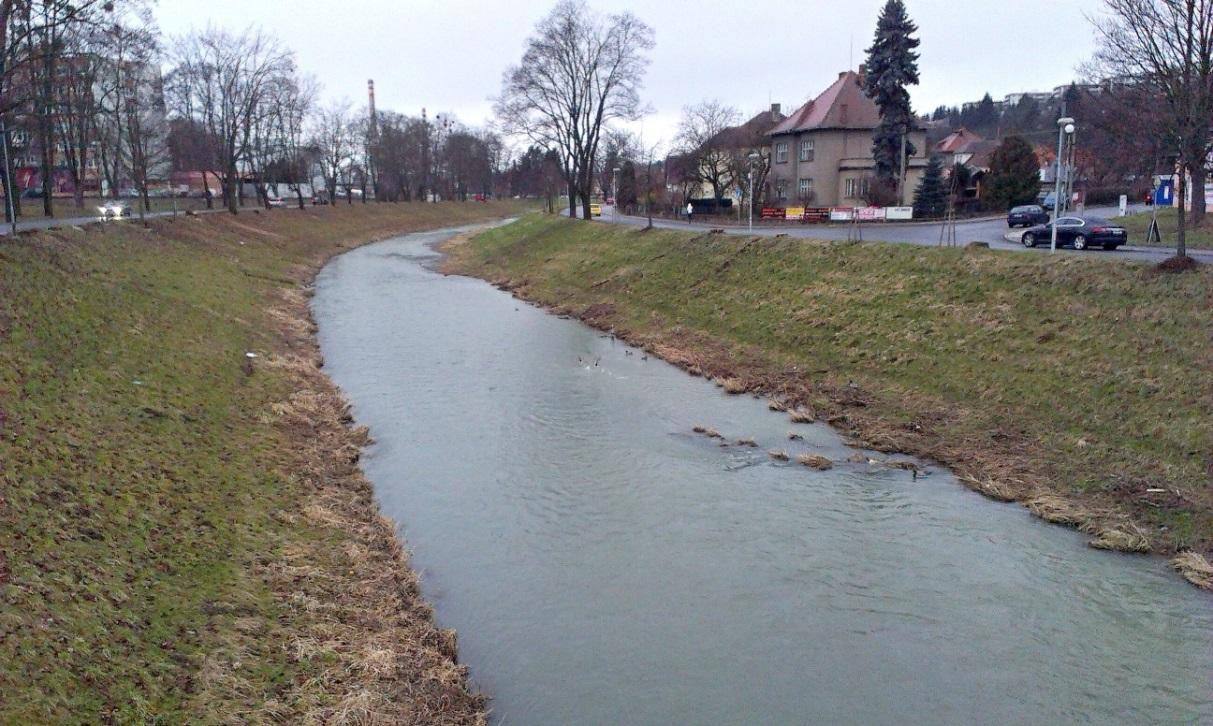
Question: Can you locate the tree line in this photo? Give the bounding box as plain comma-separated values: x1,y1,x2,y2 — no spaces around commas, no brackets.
0,1,506,221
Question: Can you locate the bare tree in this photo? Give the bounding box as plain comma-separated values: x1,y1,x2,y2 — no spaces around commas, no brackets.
311,99,353,204
1090,0,1213,258
166,26,295,214
55,22,104,209
269,74,316,209
11,0,118,216
496,0,653,219
677,100,741,205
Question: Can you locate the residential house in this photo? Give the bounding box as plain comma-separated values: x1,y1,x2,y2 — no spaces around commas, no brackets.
932,127,997,199
687,103,785,204
767,70,928,207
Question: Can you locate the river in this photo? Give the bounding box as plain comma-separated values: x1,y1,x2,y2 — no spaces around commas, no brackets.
312,225,1213,725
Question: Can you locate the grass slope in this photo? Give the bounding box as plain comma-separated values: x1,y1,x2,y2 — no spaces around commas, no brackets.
449,215,1213,575
0,201,529,722
1119,207,1213,250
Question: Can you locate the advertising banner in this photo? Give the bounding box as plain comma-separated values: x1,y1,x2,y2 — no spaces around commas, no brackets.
761,207,786,220
885,206,914,221
802,207,830,223
785,206,805,220
829,207,855,221
856,206,885,221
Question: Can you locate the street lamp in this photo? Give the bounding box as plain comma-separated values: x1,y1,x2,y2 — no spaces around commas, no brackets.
747,151,760,233
612,166,621,218
1051,117,1075,253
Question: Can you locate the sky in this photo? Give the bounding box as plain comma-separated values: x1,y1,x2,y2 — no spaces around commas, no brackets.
154,0,1101,155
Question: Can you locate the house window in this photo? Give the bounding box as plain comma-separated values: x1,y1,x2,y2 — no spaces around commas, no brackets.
799,139,814,162
776,180,787,200
775,141,788,164
845,177,870,199
798,178,813,199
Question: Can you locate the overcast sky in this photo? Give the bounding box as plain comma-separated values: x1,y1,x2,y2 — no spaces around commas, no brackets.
155,0,1101,154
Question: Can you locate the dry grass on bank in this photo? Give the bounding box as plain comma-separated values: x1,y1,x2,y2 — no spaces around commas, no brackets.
0,201,529,722
447,214,1213,586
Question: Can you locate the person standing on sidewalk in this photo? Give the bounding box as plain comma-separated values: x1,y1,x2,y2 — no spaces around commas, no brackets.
686,202,693,222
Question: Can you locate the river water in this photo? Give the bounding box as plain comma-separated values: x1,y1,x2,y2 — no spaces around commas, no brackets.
313,226,1213,725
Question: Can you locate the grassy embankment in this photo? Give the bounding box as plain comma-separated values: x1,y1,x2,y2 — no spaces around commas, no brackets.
0,201,530,723
447,214,1213,588
1118,207,1213,249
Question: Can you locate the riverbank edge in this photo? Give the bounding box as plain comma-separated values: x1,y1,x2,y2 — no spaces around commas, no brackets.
440,219,1213,592
1,204,531,721
239,215,534,722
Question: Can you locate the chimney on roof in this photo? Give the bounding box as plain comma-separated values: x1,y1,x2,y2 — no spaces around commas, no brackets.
770,103,781,121
857,64,867,86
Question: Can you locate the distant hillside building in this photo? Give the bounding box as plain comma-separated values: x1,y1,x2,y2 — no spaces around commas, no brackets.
767,70,927,207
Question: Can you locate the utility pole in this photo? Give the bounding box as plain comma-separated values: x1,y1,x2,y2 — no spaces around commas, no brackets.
0,0,15,234
1051,117,1075,253
747,151,758,233
898,123,908,206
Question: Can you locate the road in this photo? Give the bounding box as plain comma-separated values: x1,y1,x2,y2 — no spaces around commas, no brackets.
591,204,1213,264
0,203,293,233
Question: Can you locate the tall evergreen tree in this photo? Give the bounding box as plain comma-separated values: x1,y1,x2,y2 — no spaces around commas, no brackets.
912,156,948,217
863,0,920,186
985,135,1041,210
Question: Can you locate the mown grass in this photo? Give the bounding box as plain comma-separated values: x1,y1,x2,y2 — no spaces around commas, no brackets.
1118,207,1213,249
451,214,1213,561
0,200,529,722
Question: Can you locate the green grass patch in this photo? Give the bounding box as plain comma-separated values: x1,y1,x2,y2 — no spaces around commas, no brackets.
0,200,530,721
1118,207,1213,249
453,214,1213,557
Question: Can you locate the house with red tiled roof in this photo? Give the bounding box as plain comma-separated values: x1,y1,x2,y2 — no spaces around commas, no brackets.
768,70,928,207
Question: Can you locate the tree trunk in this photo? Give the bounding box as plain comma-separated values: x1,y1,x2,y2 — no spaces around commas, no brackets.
1189,163,1206,228
567,178,576,218
226,167,238,214
1175,169,1187,258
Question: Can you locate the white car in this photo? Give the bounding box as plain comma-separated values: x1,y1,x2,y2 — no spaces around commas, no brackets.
97,201,132,219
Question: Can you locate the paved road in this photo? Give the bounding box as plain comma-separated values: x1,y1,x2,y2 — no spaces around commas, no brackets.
0,204,292,236
591,205,1212,264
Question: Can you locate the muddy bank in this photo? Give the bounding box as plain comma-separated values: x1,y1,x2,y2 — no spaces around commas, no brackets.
441,216,1213,590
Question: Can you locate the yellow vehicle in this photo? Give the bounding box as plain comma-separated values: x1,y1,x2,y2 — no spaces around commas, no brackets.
590,203,602,217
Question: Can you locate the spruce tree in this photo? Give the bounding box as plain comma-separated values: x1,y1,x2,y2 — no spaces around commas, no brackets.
864,0,920,186
912,156,948,218
984,135,1041,210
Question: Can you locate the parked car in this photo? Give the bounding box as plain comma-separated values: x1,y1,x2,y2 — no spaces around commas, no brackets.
267,197,287,208
1020,216,1127,250
1007,204,1050,228
590,203,602,217
1036,191,1057,209
97,200,132,219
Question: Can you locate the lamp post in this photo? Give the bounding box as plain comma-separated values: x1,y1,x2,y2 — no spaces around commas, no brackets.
747,151,759,233
612,166,621,219
1051,117,1075,253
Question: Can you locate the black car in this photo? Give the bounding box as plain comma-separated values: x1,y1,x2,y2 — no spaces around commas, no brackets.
1020,216,1128,250
1008,204,1050,228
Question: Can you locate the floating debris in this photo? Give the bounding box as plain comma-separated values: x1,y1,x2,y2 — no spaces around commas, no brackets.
797,454,834,470
789,408,814,424
735,437,759,448
768,450,790,462
788,432,804,442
